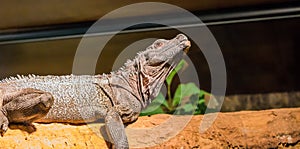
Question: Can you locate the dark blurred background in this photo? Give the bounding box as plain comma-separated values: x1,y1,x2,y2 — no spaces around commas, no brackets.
0,0,299,95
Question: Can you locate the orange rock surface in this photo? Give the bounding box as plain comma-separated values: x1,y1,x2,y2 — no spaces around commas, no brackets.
1,108,299,148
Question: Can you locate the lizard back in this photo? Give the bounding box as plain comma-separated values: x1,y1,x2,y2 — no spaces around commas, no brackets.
1,74,112,123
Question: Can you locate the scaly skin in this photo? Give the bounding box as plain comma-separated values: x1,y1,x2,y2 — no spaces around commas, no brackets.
0,34,191,149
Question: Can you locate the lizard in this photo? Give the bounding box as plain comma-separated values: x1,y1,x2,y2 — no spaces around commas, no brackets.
0,34,191,149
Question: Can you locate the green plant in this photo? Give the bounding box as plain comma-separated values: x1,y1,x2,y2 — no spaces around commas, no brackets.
140,60,210,116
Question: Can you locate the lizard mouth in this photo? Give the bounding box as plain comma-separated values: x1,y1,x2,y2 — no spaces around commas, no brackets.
182,40,191,53
176,34,190,54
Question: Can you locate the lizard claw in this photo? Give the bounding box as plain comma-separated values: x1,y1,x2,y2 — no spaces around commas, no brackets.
0,123,8,137
0,111,9,136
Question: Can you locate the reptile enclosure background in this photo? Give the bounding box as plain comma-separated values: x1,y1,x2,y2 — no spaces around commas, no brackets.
0,1,299,95
0,1,300,148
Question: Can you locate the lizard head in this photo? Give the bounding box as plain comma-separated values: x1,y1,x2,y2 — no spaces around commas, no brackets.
144,34,190,66
133,34,191,107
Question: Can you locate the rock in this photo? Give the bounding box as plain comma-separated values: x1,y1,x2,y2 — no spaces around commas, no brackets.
1,123,107,148
131,108,300,148
1,108,300,148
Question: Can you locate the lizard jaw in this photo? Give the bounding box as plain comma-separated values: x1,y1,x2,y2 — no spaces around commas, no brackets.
183,40,191,53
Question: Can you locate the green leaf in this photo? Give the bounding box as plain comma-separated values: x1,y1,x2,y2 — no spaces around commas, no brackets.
166,60,186,86
175,102,197,115
139,106,164,116
172,83,200,107
199,90,205,98
155,93,169,109
182,103,194,113
140,93,168,116
198,99,205,104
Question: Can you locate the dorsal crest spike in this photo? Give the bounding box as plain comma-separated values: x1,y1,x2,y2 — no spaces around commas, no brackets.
0,74,41,83
17,74,22,79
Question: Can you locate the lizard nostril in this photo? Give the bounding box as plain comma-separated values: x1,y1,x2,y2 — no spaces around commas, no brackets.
176,34,187,41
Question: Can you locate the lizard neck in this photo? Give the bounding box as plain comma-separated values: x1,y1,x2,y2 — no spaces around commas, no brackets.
112,55,173,109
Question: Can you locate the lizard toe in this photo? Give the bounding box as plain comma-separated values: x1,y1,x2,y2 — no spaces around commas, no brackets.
0,117,8,136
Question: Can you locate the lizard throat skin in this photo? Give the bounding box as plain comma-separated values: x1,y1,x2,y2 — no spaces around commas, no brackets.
108,34,191,109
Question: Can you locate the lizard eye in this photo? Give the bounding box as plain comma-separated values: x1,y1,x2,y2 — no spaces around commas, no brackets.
154,42,163,48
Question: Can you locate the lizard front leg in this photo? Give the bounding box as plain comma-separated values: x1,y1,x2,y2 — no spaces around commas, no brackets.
0,88,54,136
0,108,8,136
105,109,129,149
